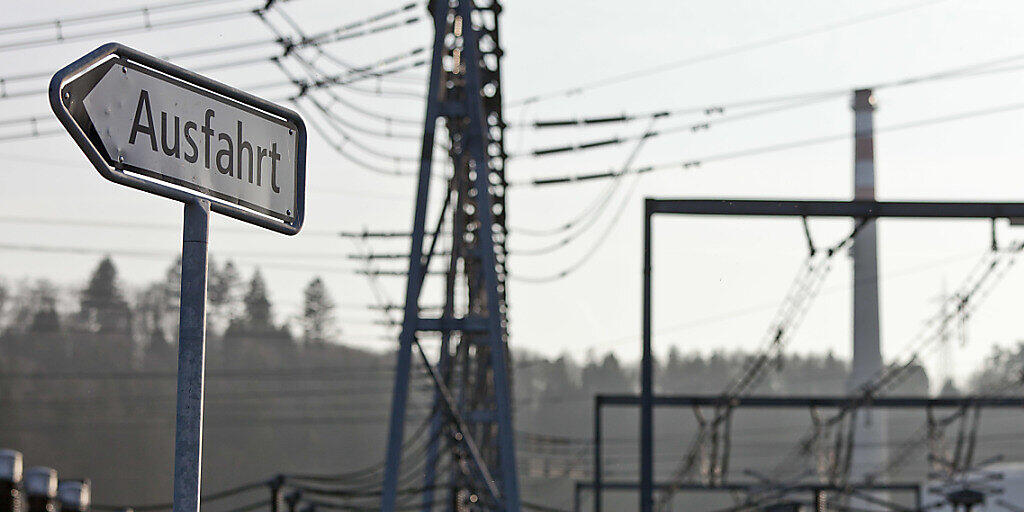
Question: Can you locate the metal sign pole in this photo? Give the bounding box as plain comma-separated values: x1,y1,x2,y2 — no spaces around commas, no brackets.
51,43,305,512
174,198,210,512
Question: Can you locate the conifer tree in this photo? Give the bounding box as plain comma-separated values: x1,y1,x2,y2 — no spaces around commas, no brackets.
301,277,337,345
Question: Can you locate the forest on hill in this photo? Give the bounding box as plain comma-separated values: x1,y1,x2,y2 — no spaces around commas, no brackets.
1,256,1022,510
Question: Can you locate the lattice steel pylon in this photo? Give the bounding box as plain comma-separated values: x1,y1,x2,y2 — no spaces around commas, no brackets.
380,0,517,511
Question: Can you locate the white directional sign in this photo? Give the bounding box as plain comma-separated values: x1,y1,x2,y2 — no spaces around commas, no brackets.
50,43,306,234
49,43,310,512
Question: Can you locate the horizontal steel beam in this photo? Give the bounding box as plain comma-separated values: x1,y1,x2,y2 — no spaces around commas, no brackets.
597,394,1024,408
646,199,1024,219
416,316,488,332
576,480,921,492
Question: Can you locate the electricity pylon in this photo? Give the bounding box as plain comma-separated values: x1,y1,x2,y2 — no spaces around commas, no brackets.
380,0,518,511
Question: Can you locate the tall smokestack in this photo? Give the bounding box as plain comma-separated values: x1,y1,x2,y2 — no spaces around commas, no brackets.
849,89,888,494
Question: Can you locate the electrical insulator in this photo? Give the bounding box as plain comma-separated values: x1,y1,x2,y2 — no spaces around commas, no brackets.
57,480,89,512
0,450,23,512
23,468,56,512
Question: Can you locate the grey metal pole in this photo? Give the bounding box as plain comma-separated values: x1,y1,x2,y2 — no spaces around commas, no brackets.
380,3,446,510
457,0,521,504
593,397,602,512
173,198,209,512
284,491,300,512
641,200,654,512
268,476,283,512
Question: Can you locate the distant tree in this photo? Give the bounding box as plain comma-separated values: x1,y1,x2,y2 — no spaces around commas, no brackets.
29,284,62,334
938,378,960,397
134,282,175,370
241,269,273,331
78,256,131,334
885,361,931,396
300,277,337,346
533,355,584,434
221,268,293,367
6,280,69,370
162,256,182,307
0,278,8,330
208,259,241,334
969,342,1024,394
581,352,631,395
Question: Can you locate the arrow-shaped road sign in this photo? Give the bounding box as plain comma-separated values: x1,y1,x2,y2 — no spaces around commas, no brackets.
49,43,310,512
50,42,306,235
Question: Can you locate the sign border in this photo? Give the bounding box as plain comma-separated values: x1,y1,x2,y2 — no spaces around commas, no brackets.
49,42,307,236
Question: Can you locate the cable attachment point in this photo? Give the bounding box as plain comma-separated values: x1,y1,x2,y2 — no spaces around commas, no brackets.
801,216,816,256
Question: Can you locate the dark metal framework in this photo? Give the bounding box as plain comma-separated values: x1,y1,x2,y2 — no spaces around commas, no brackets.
381,1,517,511
575,480,923,512
639,199,1024,512
617,393,1024,512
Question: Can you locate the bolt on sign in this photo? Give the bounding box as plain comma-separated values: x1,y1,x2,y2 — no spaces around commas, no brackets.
49,42,308,512
50,42,306,234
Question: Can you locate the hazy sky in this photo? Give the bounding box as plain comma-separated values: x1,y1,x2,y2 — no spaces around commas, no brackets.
2,0,1024,388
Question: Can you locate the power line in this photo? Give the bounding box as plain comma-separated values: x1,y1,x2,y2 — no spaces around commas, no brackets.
255,5,427,88
0,7,260,53
513,90,845,131
0,366,410,380
511,48,1024,133
513,94,835,159
0,52,285,101
0,90,303,143
285,49,425,99
0,0,247,34
290,99,420,177
588,249,984,350
0,4,424,99
510,119,658,280
508,0,951,107
0,242,353,263
0,242,385,277
91,480,268,512
0,216,402,235
304,14,424,48
511,99,1024,187
297,93,422,163
770,241,1024,481
284,2,420,47
653,224,866,508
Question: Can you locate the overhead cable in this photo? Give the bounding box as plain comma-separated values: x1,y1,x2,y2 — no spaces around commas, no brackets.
508,0,950,106
511,99,1024,187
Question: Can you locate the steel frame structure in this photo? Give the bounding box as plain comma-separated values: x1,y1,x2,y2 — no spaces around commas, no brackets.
639,199,1024,512
381,1,517,511
575,480,923,512
616,393,1024,512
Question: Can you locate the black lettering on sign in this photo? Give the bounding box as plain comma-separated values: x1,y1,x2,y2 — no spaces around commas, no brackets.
183,121,199,163
216,133,233,177
237,121,253,183
270,142,281,193
160,112,180,158
202,109,215,170
129,89,157,151
125,90,285,194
